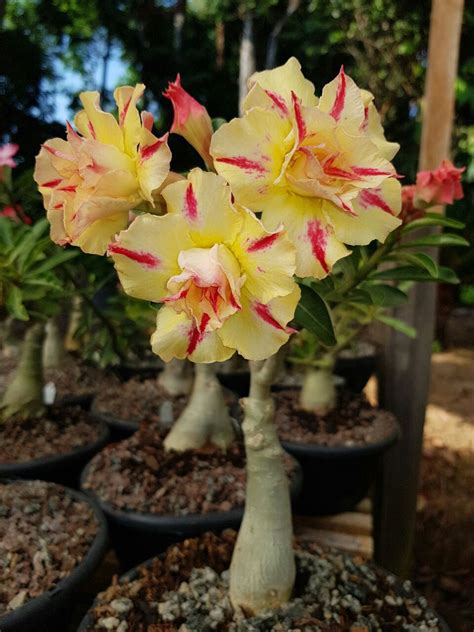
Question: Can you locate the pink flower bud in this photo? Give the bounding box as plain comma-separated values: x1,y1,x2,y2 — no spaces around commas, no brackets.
399,185,425,225
163,75,213,167
415,160,465,207
0,143,19,168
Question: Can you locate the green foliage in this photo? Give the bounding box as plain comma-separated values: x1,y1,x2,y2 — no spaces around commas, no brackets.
294,284,336,347
0,218,77,322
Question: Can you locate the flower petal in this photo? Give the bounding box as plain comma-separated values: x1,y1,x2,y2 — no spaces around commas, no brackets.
231,207,296,303
318,66,365,129
151,306,234,363
210,108,292,209
261,192,351,279
161,169,243,247
109,213,194,301
72,212,130,255
137,131,172,204
218,286,300,361
243,57,318,114
77,91,124,150
360,90,399,161
114,84,145,155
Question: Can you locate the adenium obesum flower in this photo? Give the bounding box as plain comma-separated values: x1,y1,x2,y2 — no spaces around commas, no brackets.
399,185,423,224
34,85,171,255
0,143,19,181
163,74,213,167
415,160,465,207
210,57,402,279
109,169,300,362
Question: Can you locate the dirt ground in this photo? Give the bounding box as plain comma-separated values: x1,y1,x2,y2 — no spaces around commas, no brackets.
414,349,474,631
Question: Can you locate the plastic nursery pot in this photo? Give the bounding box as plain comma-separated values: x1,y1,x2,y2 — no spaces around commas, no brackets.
334,343,378,393
111,362,163,382
77,543,451,632
0,483,108,632
282,421,399,516
0,419,110,489
90,409,138,441
80,459,303,571
216,369,250,397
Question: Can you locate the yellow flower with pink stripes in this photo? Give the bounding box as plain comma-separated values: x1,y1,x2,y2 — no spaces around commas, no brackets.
210,57,402,279
34,85,171,255
108,169,300,362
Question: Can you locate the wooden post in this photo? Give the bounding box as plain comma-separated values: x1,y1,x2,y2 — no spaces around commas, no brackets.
374,0,464,576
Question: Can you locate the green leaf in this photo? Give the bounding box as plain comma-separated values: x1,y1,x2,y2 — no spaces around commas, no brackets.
346,289,373,305
6,286,29,321
373,265,459,284
401,214,465,232
375,314,417,338
294,284,336,346
34,249,79,275
365,284,408,307
212,117,227,131
389,252,439,277
399,233,469,248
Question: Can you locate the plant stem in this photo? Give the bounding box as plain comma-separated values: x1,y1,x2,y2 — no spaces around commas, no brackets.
43,316,66,370
230,348,295,614
158,358,193,396
163,363,235,452
0,322,45,422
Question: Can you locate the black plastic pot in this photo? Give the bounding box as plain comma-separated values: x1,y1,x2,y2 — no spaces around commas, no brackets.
77,547,450,632
111,362,163,381
334,345,378,393
90,409,138,441
282,422,399,516
0,483,108,632
216,369,250,397
0,420,110,488
80,460,303,570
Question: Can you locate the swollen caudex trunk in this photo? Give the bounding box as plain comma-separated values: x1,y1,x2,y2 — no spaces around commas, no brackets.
65,295,82,352
158,358,193,396
43,317,66,370
300,365,336,415
163,363,235,452
230,355,295,614
0,323,45,422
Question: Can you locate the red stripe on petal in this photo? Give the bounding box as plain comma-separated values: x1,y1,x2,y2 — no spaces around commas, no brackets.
88,121,96,139
307,220,329,274
187,313,210,355
140,139,163,161
291,91,306,142
254,302,285,331
216,156,266,174
184,182,198,220
352,166,393,178
247,232,280,252
119,96,132,126
264,89,288,116
58,185,77,192
108,244,161,268
358,189,394,215
360,105,369,132
330,66,346,122
41,179,63,188
66,121,81,140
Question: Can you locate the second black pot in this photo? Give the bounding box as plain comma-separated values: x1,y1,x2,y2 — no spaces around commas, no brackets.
282,423,399,516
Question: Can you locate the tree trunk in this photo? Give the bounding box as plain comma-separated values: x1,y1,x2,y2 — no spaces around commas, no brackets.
299,365,336,415
158,358,193,396
163,363,235,452
173,0,186,54
43,316,66,370
265,0,300,69
229,351,295,614
239,11,256,115
65,295,82,352
1,322,45,422
215,19,225,69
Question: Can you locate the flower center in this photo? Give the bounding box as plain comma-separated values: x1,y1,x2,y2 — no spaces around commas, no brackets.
164,244,245,333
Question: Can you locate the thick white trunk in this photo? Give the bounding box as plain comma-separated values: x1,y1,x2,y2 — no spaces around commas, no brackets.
43,317,66,370
158,358,193,396
238,12,256,115
1,323,45,422
300,366,336,415
230,353,295,614
163,363,234,452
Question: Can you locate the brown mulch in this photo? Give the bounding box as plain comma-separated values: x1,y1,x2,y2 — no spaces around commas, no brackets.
275,389,398,447
0,480,99,616
82,423,296,516
44,360,119,402
0,406,102,464
92,378,188,426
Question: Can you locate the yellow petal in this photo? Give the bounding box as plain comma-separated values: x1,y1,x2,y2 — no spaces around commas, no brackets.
109,213,194,301
261,192,350,279
231,207,296,303
318,67,365,130
151,306,234,363
137,133,172,204
244,57,318,114
326,178,402,245
210,108,292,209
114,84,145,155
360,90,399,161
218,286,300,361
161,169,243,247
78,91,124,150
72,212,130,255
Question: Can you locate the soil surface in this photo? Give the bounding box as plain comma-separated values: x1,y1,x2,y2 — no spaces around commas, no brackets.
0,406,102,464
82,423,295,516
81,531,443,631
92,378,189,427
45,359,119,402
0,480,99,616
275,389,398,447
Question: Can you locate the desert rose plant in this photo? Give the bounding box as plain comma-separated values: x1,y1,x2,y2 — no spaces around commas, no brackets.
35,57,466,615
